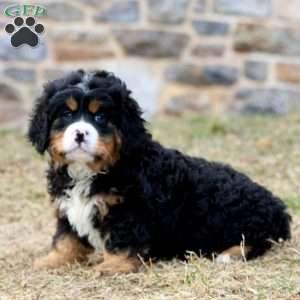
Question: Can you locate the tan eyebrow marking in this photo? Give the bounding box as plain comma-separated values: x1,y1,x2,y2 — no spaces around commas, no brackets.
88,100,102,114
66,97,78,112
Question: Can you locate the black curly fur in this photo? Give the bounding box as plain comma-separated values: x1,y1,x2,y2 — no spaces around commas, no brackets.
28,70,291,261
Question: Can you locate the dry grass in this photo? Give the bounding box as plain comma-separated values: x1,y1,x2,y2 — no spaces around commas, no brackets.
0,114,300,300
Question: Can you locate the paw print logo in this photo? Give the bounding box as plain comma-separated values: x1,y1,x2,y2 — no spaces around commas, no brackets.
5,16,44,48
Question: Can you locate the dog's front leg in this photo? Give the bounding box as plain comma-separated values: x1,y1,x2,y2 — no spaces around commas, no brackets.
94,249,141,276
34,218,93,269
93,215,149,276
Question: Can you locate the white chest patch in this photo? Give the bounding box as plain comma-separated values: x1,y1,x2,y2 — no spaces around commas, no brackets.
56,164,104,251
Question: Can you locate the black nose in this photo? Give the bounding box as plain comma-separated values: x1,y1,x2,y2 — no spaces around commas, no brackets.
75,132,85,144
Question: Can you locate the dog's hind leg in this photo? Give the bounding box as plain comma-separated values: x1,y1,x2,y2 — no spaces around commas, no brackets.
215,245,251,264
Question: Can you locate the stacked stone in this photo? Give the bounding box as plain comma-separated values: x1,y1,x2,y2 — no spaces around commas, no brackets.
1,0,300,125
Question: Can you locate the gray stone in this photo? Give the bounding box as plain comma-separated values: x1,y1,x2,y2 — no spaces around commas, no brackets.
100,59,161,119
0,82,20,101
94,1,139,23
0,36,47,61
244,61,268,81
191,44,225,57
276,63,300,84
147,0,189,24
54,45,114,61
194,0,206,12
193,20,229,36
234,24,300,56
45,2,83,22
165,94,211,115
214,0,271,17
114,30,189,58
231,88,300,115
165,64,239,86
49,29,109,44
5,68,36,82
75,0,105,6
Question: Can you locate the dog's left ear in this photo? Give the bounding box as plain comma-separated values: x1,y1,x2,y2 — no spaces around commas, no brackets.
109,83,148,157
28,92,50,154
28,70,85,154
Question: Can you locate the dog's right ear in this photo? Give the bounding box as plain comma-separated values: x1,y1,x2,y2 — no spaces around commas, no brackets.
28,92,50,154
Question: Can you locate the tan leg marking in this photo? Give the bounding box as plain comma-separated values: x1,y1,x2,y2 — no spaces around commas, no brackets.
34,235,93,269
94,251,141,276
216,245,251,264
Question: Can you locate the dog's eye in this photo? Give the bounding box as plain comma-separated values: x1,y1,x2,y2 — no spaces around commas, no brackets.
94,113,105,124
62,110,73,120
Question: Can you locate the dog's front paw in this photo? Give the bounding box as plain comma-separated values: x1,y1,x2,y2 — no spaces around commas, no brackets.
33,252,67,270
93,254,140,276
94,262,123,276
33,256,56,270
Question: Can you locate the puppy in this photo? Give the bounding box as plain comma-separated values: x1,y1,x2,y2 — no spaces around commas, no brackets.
28,70,291,275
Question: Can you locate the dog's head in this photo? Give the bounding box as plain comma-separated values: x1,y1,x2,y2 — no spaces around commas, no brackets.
28,70,147,172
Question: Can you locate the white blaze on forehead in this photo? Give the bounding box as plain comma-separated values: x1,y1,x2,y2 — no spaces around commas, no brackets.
63,120,99,162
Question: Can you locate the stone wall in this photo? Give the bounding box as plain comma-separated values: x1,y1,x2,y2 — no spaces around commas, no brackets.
1,0,300,125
